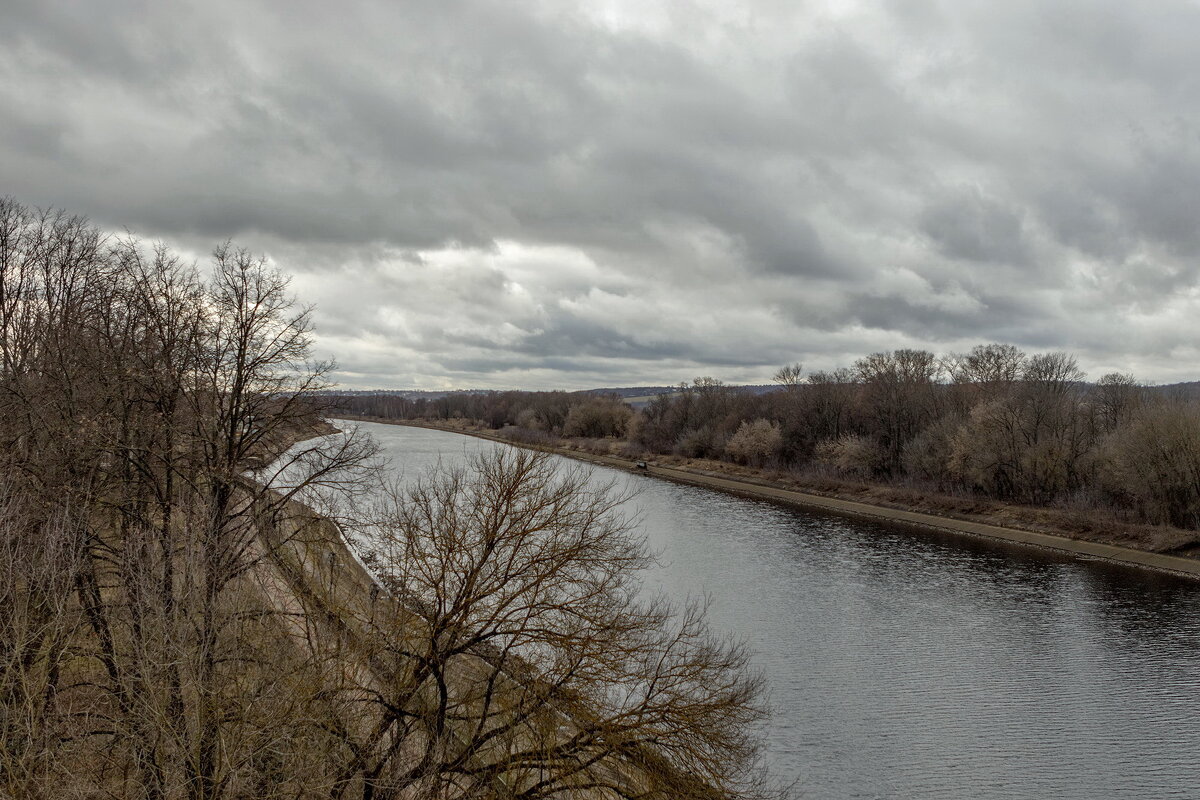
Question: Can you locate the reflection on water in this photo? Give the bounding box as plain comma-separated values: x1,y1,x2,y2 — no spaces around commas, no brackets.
359,421,1200,800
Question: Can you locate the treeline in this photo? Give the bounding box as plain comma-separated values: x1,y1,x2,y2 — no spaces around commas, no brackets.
339,389,633,436
0,197,375,797
334,347,1200,532
0,198,774,800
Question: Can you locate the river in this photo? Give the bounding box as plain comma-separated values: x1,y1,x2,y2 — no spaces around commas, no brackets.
355,421,1200,799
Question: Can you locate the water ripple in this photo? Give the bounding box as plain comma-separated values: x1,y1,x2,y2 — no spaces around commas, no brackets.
363,423,1200,800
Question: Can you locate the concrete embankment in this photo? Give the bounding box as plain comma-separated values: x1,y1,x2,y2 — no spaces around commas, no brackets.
344,417,1200,582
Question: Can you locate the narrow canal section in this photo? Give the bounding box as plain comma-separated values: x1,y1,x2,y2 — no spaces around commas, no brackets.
358,421,1200,800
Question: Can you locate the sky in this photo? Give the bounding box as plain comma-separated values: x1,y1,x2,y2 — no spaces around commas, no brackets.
4,0,1200,390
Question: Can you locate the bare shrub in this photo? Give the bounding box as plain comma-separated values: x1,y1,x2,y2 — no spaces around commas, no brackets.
726,418,783,466
675,426,725,459
513,406,544,431
814,434,879,478
902,416,962,487
562,396,633,438
1100,402,1200,529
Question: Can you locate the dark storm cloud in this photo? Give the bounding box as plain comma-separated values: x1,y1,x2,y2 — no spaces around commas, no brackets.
919,188,1032,266
4,0,1200,387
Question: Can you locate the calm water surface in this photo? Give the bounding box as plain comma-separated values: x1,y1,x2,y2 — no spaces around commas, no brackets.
357,421,1200,799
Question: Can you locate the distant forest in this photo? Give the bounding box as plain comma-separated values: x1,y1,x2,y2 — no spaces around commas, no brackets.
331,350,1200,533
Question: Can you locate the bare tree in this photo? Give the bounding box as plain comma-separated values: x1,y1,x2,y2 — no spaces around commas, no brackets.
854,350,941,474
0,200,376,798
0,487,88,800
946,344,1026,392
772,363,803,389
949,353,1093,503
803,368,857,442
1093,372,1143,434
324,448,777,800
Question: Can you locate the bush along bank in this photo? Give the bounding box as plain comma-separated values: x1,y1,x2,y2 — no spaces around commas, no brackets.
329,354,1200,563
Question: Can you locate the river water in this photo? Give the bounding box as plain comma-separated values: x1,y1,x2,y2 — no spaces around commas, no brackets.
356,421,1200,799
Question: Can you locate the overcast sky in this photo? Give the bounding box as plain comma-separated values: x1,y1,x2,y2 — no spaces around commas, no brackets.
4,0,1200,389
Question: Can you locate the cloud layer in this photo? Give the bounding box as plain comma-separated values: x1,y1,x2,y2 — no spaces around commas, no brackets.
4,0,1200,388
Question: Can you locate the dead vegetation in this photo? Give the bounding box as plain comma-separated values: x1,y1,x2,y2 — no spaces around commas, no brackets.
0,197,779,799
332,345,1200,557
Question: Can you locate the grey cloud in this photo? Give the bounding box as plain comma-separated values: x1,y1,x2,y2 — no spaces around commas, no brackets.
5,0,1200,387
919,188,1031,266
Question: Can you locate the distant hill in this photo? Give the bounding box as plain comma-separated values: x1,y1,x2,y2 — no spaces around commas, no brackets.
582,384,778,398
324,384,782,400
326,381,1200,402
579,386,679,398
1150,382,1200,400
317,388,489,400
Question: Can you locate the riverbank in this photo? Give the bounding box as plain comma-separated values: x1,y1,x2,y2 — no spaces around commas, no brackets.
338,416,1200,581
